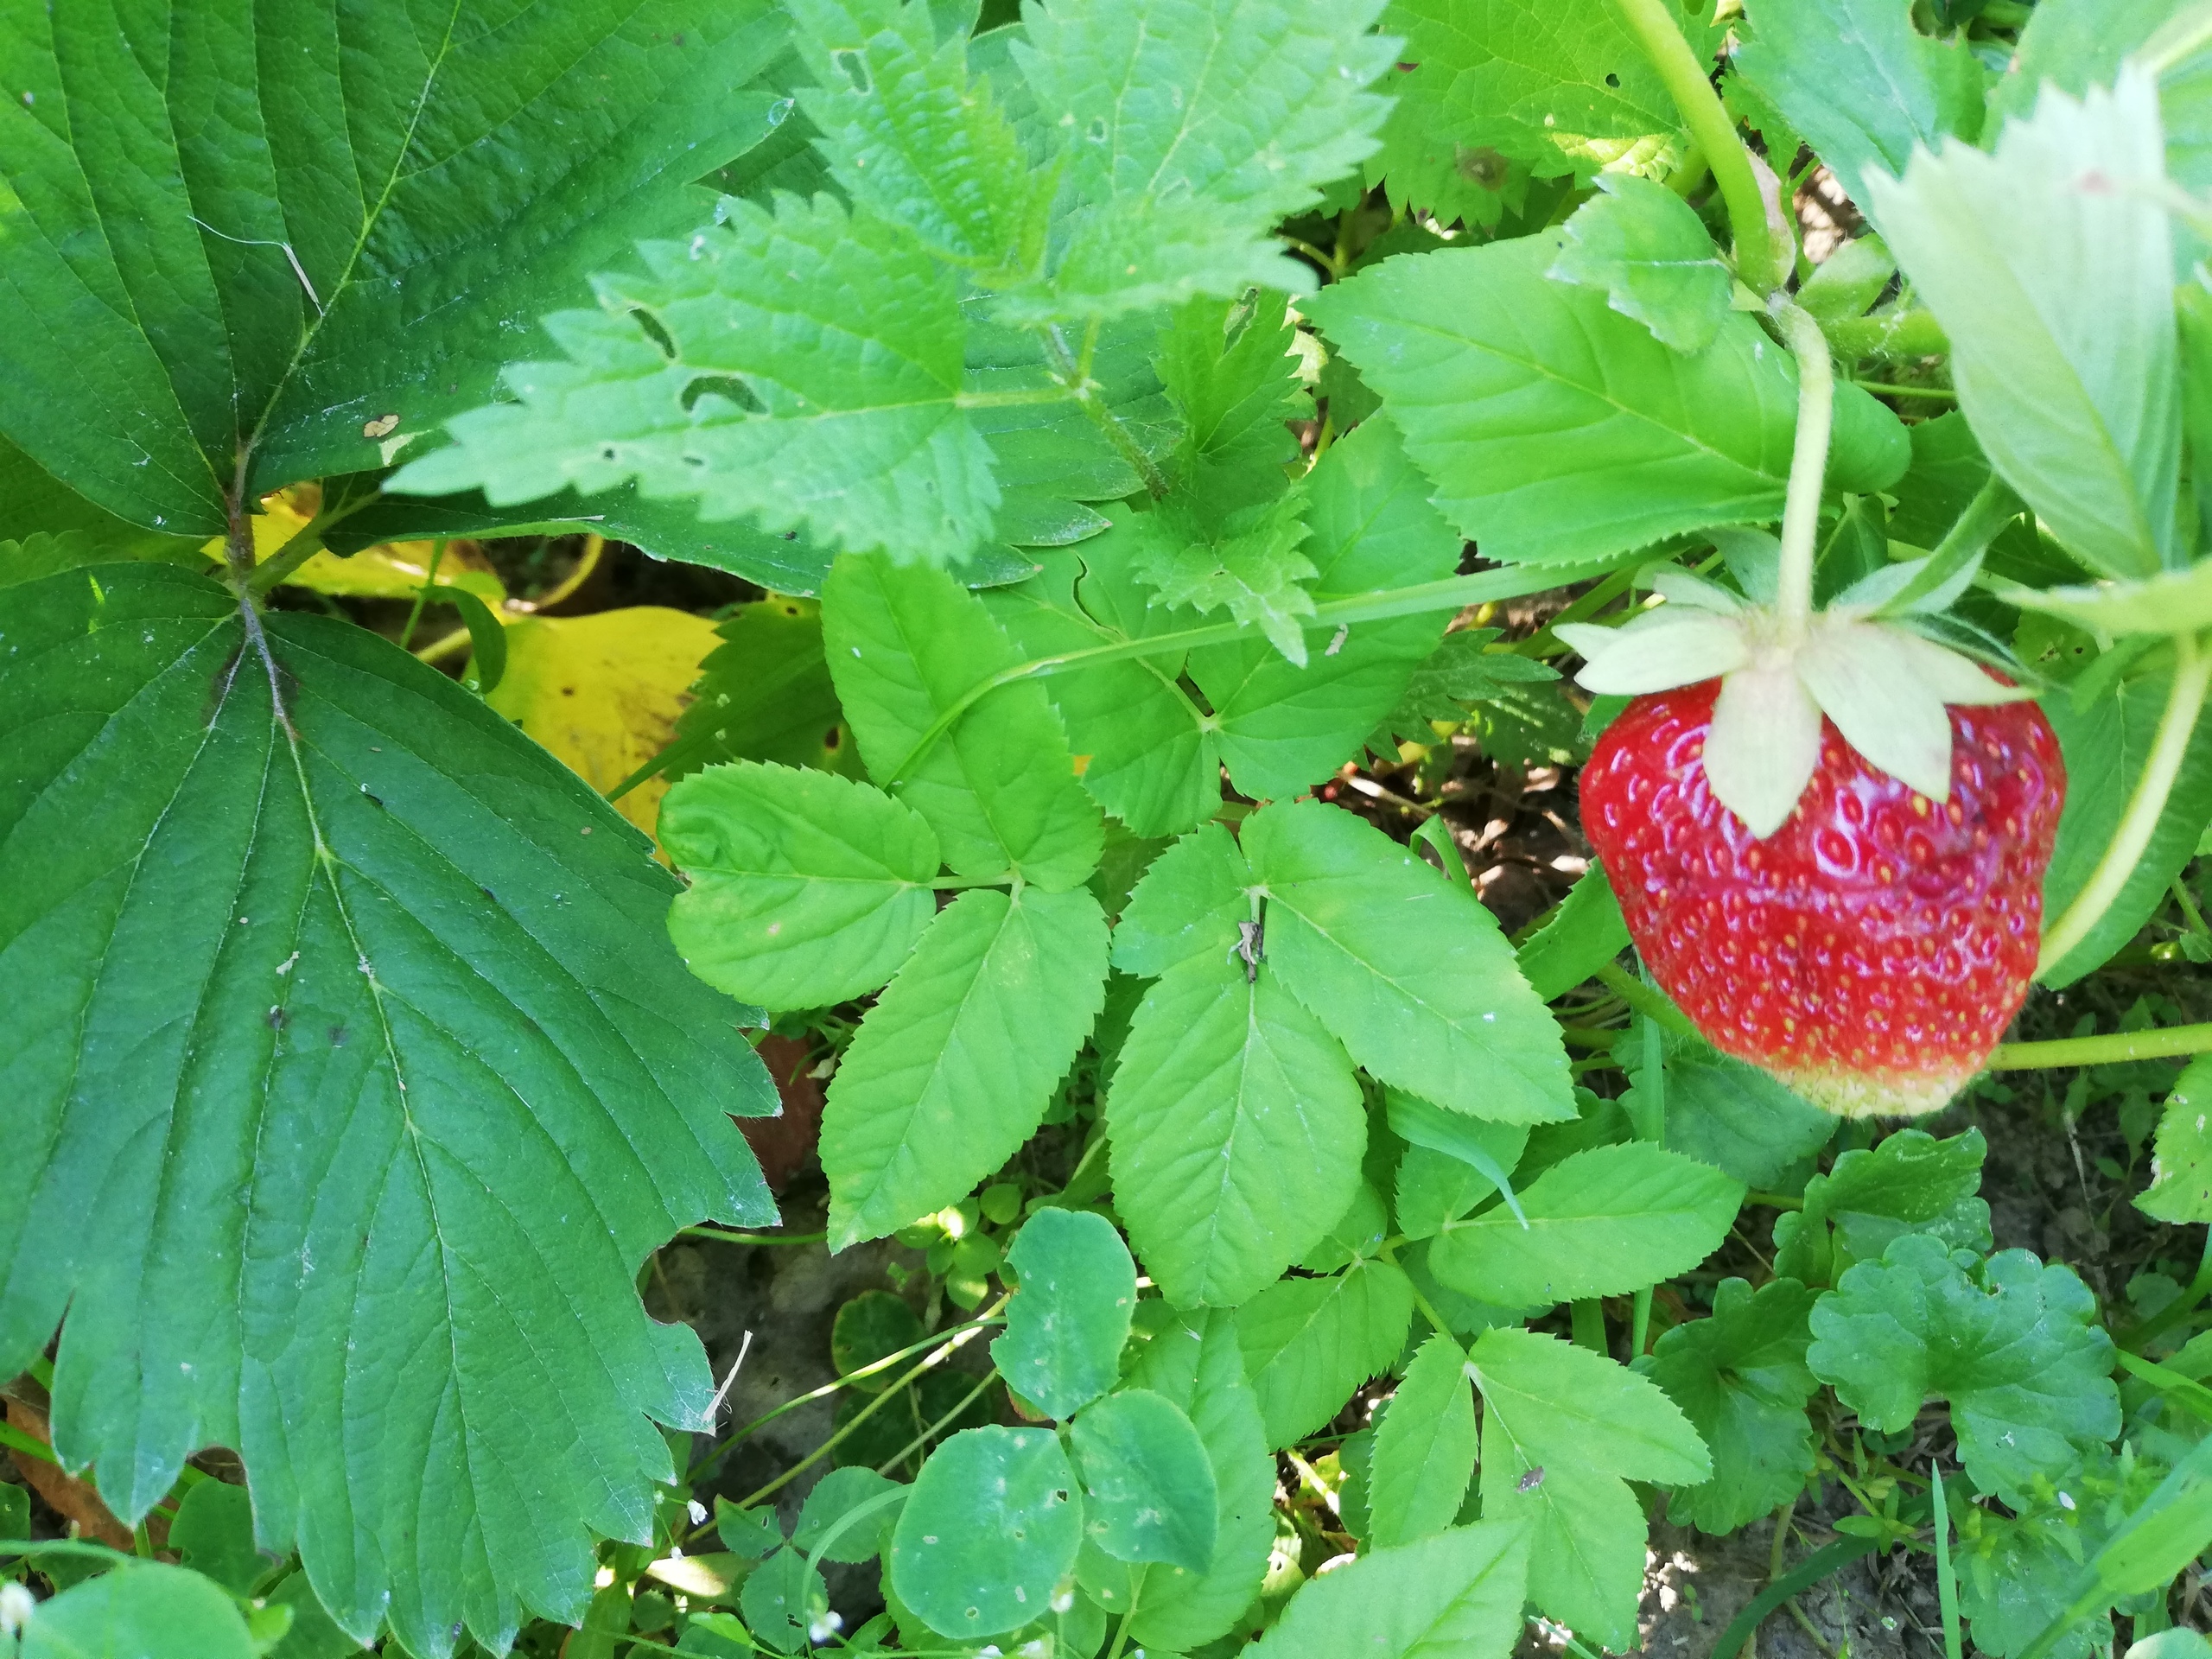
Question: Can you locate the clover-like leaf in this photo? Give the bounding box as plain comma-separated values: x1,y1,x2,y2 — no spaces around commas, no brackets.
887,1427,1084,1641
993,1210,1139,1421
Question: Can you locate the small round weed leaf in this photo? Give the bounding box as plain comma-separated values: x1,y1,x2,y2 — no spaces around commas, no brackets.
833,1290,926,1391
1070,1388,1220,1571
991,1208,1138,1421
888,1426,1084,1639
715,1494,783,1560
741,1547,826,1655
168,1479,265,1594
794,1465,907,1564
23,1563,257,1659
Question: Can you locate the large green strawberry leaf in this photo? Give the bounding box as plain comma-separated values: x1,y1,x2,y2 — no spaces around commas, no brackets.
1807,1236,2120,1507
1304,235,1910,564
0,2,790,539
0,564,776,1658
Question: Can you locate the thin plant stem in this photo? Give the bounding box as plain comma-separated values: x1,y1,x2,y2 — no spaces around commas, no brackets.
238,489,381,597
1988,1021,2212,1070
1042,324,1168,499
1103,1568,1147,1659
1772,301,1836,645
1604,0,1785,294
2038,632,2212,973
1931,1464,1963,1659
2173,875,2212,938
1593,963,1697,1039
397,539,448,652
871,1367,998,1478
677,1227,828,1246
1850,381,1957,401
1630,1004,1667,1357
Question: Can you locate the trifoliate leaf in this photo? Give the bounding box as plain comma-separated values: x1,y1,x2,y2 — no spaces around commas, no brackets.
1307,236,1910,565
0,1,792,536
1548,174,1732,353
1430,1143,1743,1306
1248,1521,1531,1659
0,563,776,1657
888,1427,1084,1640
789,0,1052,273
823,887,1107,1246
1005,0,1398,321
393,194,1000,567
1807,1235,2120,1505
1106,951,1366,1308
1867,69,2181,580
992,1210,1138,1421
1243,800,1577,1125
1070,1389,1219,1571
2140,1058,2212,1224
1237,1260,1416,1448
1733,0,1986,213
663,762,941,1009
1369,1332,1479,1548
825,554,1104,891
1644,1278,1820,1534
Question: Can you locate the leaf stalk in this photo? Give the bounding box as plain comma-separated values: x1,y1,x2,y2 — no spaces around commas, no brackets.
1986,1019,2212,1071
1771,300,1834,645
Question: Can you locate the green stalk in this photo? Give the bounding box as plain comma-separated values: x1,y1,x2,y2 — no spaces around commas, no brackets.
2037,631,2212,976
1630,1004,1667,1357
1594,963,1697,1040
1772,301,1836,645
1986,1020,2212,1071
1605,0,1785,295
1930,1465,1962,1659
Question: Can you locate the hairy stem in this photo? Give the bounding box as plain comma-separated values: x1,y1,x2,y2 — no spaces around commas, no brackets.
1772,301,1835,645
2036,632,2212,976
1986,1020,2212,1071
1605,0,1786,294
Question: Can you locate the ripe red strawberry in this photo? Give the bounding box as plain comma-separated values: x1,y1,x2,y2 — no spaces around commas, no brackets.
1580,680,2066,1116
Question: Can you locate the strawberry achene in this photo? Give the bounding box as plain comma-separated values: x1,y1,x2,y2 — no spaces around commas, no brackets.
1580,680,2065,1116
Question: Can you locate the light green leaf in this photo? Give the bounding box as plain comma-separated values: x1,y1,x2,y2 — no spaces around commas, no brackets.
1807,1235,2120,1506
1116,1310,1276,1651
1397,1143,1513,1243
1513,866,1630,1002
1004,0,1398,321
0,564,776,1657
1733,0,1986,212
1369,1332,1479,1548
1867,69,2181,579
0,2,790,537
826,553,1103,889
993,1209,1139,1421
1238,1260,1416,1449
1071,1389,1220,1571
1643,1277,1820,1534
718,1497,785,1560
1306,235,1909,564
1156,291,1314,512
2141,1058,2212,1224
1249,1521,1531,1659
2040,666,2212,986
887,1427,1084,1641
823,886,1107,1247
742,1548,827,1655
982,543,1218,837
1244,800,1576,1125
1132,492,1321,667
1388,1090,1530,1231
170,1480,266,1596
1548,174,1732,353
1106,952,1366,1308
662,761,940,1009
1479,1459,1646,1649
1430,1143,1744,1306
1189,418,1465,799
793,1466,905,1564
1110,823,1255,980
1299,1182,1393,1275
789,0,1051,272
665,596,861,782
394,194,999,567
1378,0,1713,182
22,1563,257,1659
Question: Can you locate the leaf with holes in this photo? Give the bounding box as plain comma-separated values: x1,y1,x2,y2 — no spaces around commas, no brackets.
0,563,776,1658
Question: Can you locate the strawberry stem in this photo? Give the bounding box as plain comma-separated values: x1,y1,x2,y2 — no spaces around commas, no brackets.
1771,301,1834,647
1988,1020,2212,1071
1605,0,1787,295
2036,631,2212,977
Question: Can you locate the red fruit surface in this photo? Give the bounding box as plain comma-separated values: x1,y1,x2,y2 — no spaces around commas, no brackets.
1580,680,2066,1116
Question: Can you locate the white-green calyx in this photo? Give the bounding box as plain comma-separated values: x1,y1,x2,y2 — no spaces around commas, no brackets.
1557,561,2032,838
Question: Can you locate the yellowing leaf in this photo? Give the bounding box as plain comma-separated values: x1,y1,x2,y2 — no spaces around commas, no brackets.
488,607,723,838
200,493,505,601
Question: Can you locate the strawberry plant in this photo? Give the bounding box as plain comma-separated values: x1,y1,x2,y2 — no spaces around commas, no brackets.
6,1,2212,1656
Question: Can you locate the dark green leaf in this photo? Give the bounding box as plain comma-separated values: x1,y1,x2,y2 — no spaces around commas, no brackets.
1623,1028,1837,1190
716,1497,785,1560
1771,1128,1991,1286
823,886,1108,1247
1380,627,1562,752
993,1209,1139,1420
170,1481,265,1596
793,1467,906,1565
1807,1235,2120,1505
1644,1278,1820,1534
887,1427,1084,1640
741,1548,826,1654
22,1563,257,1659
666,597,860,783
0,564,774,1656
1070,1389,1219,1571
